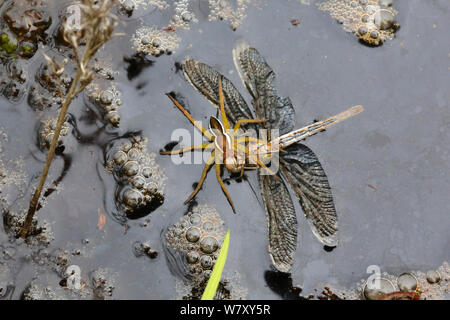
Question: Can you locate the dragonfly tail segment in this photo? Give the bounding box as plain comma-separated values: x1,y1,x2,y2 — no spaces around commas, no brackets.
277,105,364,150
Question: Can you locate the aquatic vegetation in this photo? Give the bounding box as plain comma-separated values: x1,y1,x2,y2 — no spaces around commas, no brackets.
0,0,52,58
105,135,166,220
20,0,120,238
162,42,363,272
318,0,399,46
131,25,180,57
0,26,18,54
201,229,230,300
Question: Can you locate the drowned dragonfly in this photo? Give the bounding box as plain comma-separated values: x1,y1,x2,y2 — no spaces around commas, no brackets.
161,41,363,272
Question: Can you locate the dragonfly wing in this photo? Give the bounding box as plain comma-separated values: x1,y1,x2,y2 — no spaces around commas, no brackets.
280,143,338,247
182,60,255,127
232,40,295,134
260,172,298,273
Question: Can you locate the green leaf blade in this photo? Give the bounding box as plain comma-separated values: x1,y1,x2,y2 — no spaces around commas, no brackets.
201,229,230,300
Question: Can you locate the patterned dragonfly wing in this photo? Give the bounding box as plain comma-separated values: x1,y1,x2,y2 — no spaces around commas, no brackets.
260,173,298,273
232,40,295,135
181,60,255,127
280,143,338,247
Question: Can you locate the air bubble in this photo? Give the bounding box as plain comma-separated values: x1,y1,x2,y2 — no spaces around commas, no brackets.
186,251,199,264
100,90,114,105
142,167,152,178
200,255,213,269
189,214,201,225
397,273,417,292
203,222,214,232
123,189,143,208
186,227,201,243
122,161,139,177
127,148,140,160
200,237,219,254
131,177,146,189
363,278,395,300
358,26,368,35
426,270,441,284
374,9,395,30
113,151,127,165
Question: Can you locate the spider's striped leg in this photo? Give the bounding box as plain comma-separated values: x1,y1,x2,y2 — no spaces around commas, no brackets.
217,76,229,131
166,93,213,140
184,151,215,204
160,143,213,155
233,119,266,135
215,163,236,213
245,151,282,182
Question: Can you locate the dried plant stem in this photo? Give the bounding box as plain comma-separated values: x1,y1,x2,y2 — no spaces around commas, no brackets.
20,70,82,239
20,0,118,238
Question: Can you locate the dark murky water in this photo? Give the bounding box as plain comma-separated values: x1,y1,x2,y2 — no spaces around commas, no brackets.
0,0,449,299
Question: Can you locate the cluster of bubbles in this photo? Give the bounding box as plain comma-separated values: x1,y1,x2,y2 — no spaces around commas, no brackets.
0,0,51,60
131,26,180,57
169,0,199,30
133,241,158,259
2,208,53,246
118,0,169,17
105,135,166,219
322,262,449,300
208,0,265,31
37,115,73,152
90,267,116,300
0,59,27,102
165,205,226,286
20,265,115,300
28,61,72,111
318,0,399,46
86,82,122,128
53,3,86,50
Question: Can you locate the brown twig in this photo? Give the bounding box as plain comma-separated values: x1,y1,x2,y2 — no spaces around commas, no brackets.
20,0,119,238
377,291,421,300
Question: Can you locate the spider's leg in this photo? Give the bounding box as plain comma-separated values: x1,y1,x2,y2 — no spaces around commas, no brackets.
247,153,282,182
217,76,229,132
166,93,213,140
215,163,236,213
160,143,213,155
239,166,245,178
233,119,266,134
184,151,215,204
